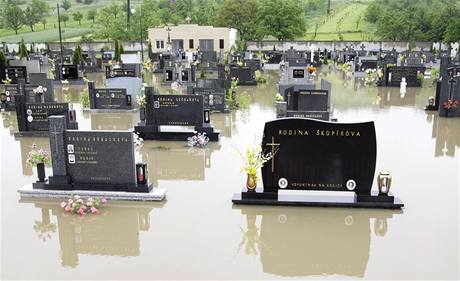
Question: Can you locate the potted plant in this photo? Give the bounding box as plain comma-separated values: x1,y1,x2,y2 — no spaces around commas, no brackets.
238,145,276,191
26,144,51,182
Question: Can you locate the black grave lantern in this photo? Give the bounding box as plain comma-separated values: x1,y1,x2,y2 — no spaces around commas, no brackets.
136,163,147,185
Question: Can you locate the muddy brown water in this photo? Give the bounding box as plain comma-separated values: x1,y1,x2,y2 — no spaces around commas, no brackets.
1,67,458,279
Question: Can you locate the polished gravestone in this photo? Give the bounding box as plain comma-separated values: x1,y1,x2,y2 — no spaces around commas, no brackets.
134,87,220,141
232,118,404,209
379,66,423,87
229,66,257,85
438,66,460,118
277,79,332,121
56,64,80,82
1,75,55,111
27,116,160,196
187,85,228,113
87,81,134,111
14,95,78,137
3,66,27,84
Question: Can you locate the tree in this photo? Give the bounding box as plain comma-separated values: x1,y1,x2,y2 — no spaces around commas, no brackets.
18,38,28,60
73,11,83,25
4,4,24,35
60,13,69,27
72,44,83,65
87,10,97,24
0,51,7,66
261,0,306,41
23,6,39,32
215,0,263,42
62,0,71,11
114,39,120,62
192,0,218,26
40,18,47,30
148,41,153,58
444,18,460,43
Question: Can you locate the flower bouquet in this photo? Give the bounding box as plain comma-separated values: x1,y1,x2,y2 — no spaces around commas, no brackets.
443,99,459,110
60,195,108,216
187,132,209,148
238,145,276,191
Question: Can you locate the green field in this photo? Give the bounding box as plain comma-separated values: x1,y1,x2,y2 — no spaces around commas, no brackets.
0,0,142,43
0,0,376,43
301,0,376,41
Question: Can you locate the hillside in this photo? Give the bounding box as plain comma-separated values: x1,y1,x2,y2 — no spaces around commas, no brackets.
0,0,375,43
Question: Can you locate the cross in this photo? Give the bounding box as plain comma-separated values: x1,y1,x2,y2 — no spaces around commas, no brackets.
448,77,456,101
265,136,280,173
360,43,365,52
50,125,61,154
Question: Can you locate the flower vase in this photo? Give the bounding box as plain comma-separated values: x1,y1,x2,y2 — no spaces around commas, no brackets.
37,163,45,182
35,93,43,103
246,174,257,191
68,110,76,122
140,107,146,121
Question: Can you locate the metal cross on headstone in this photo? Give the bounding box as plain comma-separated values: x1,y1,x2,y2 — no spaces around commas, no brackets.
50,124,61,153
360,43,365,52
448,77,456,101
265,136,280,173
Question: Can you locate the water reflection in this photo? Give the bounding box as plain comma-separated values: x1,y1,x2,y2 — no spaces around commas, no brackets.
87,112,138,130
21,199,164,268
140,142,221,186
235,206,401,278
428,112,460,157
377,87,417,107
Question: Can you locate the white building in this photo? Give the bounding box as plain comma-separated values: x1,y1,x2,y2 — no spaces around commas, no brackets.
147,24,237,53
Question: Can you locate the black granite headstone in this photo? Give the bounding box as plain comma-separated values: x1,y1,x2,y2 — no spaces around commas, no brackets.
261,118,376,195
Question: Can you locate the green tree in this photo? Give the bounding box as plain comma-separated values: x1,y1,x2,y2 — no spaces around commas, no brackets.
87,10,97,24
62,0,71,11
261,0,306,41
444,18,460,43
215,0,263,42
72,44,83,65
148,40,153,58
23,6,39,32
114,39,121,62
60,13,69,27
3,4,24,35
0,51,7,66
192,0,218,25
18,38,28,60
73,11,83,25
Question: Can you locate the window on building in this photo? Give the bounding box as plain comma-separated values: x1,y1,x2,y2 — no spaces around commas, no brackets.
156,40,164,49
219,39,224,49
189,39,194,49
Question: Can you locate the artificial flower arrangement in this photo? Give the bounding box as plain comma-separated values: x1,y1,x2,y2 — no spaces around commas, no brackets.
443,99,459,110
32,85,47,95
171,81,181,92
137,93,146,108
364,68,377,85
308,66,317,74
143,59,152,70
275,93,284,102
2,78,12,84
187,132,209,148
341,62,352,73
133,132,144,147
60,195,107,216
238,145,276,190
26,144,51,167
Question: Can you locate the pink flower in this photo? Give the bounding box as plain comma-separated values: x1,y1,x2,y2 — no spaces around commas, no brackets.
64,206,71,212
101,198,107,204
91,207,99,214
77,208,85,216
60,201,67,208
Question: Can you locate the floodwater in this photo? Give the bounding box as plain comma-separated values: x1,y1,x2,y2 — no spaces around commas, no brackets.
1,66,459,280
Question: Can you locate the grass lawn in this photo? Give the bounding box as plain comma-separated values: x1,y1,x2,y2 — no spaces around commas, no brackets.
0,0,142,42
299,0,377,41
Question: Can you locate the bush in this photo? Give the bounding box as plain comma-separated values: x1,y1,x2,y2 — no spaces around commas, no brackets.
80,91,90,109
